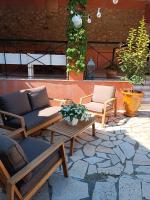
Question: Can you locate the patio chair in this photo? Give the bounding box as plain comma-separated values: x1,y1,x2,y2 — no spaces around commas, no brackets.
80,85,117,127
0,128,68,200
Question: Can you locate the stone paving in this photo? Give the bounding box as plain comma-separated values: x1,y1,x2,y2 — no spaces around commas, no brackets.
1,111,150,200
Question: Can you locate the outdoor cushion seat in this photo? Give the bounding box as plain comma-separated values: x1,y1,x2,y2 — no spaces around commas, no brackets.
0,86,63,136
18,137,60,195
0,130,68,200
80,85,117,127
5,106,61,130
85,102,113,113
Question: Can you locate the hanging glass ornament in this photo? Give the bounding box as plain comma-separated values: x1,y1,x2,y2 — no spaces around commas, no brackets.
97,8,102,18
72,14,82,29
87,15,92,24
112,0,119,4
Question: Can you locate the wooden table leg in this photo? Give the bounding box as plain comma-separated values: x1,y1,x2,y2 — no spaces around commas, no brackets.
92,123,95,136
70,137,75,156
51,131,54,144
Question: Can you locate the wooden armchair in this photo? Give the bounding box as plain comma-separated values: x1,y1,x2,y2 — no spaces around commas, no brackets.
0,128,68,200
80,85,117,127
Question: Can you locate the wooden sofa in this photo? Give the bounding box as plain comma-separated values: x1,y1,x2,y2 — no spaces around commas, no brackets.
0,86,65,136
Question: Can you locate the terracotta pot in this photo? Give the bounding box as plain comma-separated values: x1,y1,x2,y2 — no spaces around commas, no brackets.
69,71,84,80
122,90,144,117
106,69,117,78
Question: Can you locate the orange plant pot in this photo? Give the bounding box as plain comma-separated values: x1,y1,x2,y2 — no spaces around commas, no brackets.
69,71,84,80
122,90,144,117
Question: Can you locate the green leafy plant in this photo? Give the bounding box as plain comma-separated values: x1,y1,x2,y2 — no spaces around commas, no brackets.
60,103,90,122
117,18,150,85
67,0,87,73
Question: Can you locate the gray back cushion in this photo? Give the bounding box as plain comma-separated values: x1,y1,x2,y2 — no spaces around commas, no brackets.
92,85,116,103
0,91,31,115
27,86,49,110
0,135,31,182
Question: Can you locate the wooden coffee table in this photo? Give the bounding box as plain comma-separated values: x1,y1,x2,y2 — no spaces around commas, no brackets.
48,116,96,155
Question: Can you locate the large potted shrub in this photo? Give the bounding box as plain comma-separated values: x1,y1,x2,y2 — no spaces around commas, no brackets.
117,18,150,117
66,0,87,80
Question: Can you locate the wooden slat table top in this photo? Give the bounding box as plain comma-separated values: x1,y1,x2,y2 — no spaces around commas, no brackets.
48,116,96,139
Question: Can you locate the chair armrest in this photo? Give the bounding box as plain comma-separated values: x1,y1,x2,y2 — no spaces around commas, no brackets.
103,98,117,113
8,139,64,185
80,94,93,104
104,98,116,105
0,110,25,128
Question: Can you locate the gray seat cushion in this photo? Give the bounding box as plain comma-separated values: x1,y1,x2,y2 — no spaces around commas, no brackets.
85,102,113,113
92,85,116,103
0,91,31,115
27,86,49,110
18,137,60,195
5,106,61,130
0,135,31,182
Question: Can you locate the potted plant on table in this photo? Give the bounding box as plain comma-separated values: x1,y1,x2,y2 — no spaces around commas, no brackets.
60,103,90,126
117,18,150,117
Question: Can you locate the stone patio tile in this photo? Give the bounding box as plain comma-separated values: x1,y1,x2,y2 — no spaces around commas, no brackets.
119,142,135,159
92,182,117,200
136,175,150,182
123,136,136,145
109,154,120,165
142,181,150,199
135,166,150,174
83,144,96,157
87,165,97,175
97,160,111,168
133,153,150,165
49,174,89,200
96,145,114,154
70,150,84,162
69,160,88,179
110,136,116,141
124,160,133,175
96,133,109,140
117,134,124,140
96,152,110,159
100,141,115,148
78,132,95,142
90,138,102,146
113,146,126,163
97,163,124,176
112,140,123,146
119,176,142,200
84,157,105,164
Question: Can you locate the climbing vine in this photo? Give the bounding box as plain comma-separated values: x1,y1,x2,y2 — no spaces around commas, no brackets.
66,0,87,73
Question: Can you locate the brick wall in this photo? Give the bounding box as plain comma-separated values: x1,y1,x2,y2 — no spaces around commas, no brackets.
0,0,147,42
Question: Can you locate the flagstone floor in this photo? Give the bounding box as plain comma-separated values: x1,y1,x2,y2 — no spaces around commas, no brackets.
1,110,150,200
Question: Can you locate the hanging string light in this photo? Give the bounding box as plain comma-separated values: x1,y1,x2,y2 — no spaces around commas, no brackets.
87,15,92,23
96,8,102,18
112,0,119,5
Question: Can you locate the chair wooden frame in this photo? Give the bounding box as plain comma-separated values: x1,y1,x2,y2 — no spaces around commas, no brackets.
0,98,68,136
80,94,117,127
0,128,68,200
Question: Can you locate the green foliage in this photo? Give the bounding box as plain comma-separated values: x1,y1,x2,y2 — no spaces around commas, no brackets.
60,103,90,122
117,18,150,85
67,0,87,73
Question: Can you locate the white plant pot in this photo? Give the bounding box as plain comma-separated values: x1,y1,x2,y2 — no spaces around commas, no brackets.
67,118,78,126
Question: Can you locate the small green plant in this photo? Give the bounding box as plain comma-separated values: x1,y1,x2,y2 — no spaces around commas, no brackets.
67,0,87,73
60,103,90,122
117,18,150,85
